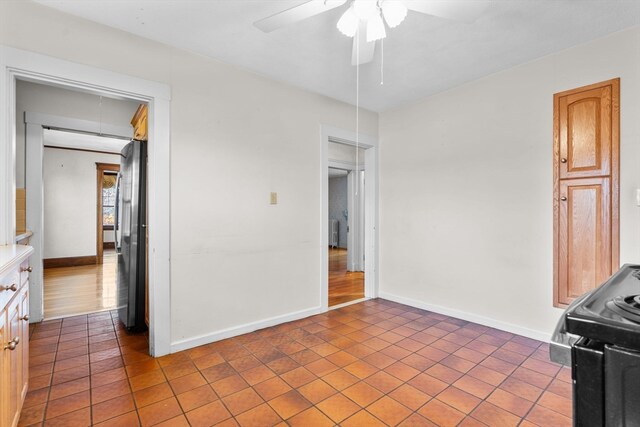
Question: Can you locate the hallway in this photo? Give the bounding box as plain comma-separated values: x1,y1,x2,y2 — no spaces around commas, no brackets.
44,250,117,319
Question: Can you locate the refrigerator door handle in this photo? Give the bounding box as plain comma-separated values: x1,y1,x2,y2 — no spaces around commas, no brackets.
115,172,121,253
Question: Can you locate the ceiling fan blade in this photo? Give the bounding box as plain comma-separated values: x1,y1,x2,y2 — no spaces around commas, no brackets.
351,30,376,66
254,0,347,33
404,0,492,23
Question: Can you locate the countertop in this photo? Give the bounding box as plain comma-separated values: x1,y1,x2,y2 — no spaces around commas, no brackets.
0,244,34,277
16,230,33,243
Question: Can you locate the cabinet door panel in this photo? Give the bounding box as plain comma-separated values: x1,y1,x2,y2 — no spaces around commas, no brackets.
7,297,22,427
0,310,7,427
557,83,615,179
558,177,611,305
19,286,29,402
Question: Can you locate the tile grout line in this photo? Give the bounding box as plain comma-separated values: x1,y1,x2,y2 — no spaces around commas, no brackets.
37,320,58,425
117,311,147,427
518,358,572,426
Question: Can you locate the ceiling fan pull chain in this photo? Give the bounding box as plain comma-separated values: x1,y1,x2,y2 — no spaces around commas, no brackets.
380,38,384,85
355,25,360,197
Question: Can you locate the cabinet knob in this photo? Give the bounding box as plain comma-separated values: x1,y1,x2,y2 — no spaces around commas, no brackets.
560,196,567,201
20,315,29,322
4,337,19,351
22,266,33,273
1,283,18,292
560,158,567,163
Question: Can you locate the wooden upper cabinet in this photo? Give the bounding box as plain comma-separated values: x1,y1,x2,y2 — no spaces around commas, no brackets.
556,80,618,179
131,104,148,141
554,78,620,308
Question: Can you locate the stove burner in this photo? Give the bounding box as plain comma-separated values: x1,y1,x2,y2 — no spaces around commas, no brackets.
609,294,640,322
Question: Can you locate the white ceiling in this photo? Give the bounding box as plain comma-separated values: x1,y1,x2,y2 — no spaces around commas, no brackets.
35,0,640,112
44,129,128,154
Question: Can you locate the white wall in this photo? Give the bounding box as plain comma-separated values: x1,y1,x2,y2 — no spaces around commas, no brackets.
379,27,640,340
43,147,120,259
328,142,365,164
16,80,138,187
0,1,378,346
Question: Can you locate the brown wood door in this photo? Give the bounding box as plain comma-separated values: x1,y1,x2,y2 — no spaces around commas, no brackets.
557,84,615,179
554,78,619,307
558,178,611,304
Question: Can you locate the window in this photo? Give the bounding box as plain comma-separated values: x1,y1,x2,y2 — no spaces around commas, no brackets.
103,173,117,227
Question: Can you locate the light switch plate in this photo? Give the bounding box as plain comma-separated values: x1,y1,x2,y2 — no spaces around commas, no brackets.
636,189,640,207
270,192,277,205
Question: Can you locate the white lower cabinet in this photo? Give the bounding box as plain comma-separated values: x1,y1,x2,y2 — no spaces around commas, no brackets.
1,248,32,427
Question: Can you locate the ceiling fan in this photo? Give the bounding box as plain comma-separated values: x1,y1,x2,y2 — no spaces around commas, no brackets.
254,0,490,65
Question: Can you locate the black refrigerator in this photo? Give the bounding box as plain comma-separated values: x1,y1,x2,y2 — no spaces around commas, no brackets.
115,139,147,331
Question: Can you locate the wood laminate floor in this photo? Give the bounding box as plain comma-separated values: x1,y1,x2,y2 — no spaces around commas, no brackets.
21,299,572,426
329,248,364,307
44,250,117,319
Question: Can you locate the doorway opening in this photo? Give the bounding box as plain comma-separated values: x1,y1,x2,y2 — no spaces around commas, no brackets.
321,125,378,310
21,82,148,329
39,128,130,319
328,165,365,306
16,78,142,322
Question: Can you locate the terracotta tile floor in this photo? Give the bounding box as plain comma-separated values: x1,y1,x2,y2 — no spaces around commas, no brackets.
20,299,572,426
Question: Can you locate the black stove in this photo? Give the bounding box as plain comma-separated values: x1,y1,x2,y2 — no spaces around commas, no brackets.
609,294,640,322
565,264,640,349
551,264,640,427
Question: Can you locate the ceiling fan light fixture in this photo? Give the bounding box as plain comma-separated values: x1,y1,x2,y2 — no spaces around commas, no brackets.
366,11,386,42
381,0,407,28
352,0,378,20
337,6,359,37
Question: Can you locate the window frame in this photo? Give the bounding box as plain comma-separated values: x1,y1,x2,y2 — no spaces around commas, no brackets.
96,162,120,263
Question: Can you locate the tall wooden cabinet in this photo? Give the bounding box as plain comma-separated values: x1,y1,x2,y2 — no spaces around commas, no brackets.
553,79,620,307
0,246,33,427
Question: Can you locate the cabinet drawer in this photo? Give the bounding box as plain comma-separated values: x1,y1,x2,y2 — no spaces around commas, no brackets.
0,269,20,309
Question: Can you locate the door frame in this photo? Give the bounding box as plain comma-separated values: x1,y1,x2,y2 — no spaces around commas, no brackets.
321,125,378,310
96,162,120,264
0,45,172,356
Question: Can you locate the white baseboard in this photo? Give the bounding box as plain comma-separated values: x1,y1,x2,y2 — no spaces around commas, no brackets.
379,292,552,343
170,306,324,353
